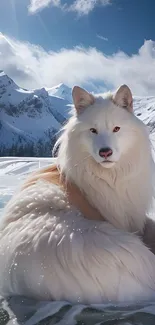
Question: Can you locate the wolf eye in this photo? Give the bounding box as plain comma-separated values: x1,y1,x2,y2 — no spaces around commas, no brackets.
90,128,98,134
113,126,120,133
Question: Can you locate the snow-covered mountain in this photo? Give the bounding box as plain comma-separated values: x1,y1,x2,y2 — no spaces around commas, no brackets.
46,83,73,103
0,71,72,156
1,70,155,157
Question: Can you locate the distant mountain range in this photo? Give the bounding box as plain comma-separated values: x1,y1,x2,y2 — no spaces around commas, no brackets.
0,70,155,157
0,70,72,156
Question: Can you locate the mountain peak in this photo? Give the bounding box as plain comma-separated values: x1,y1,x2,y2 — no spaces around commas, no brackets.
0,70,5,76
47,83,72,102
0,71,18,89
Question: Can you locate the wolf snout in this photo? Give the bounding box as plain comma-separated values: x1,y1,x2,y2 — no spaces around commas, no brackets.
99,147,113,158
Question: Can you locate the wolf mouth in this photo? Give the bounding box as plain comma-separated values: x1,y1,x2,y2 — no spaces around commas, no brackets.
102,160,114,163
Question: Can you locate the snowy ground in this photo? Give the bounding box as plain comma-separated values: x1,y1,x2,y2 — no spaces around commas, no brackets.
0,157,55,216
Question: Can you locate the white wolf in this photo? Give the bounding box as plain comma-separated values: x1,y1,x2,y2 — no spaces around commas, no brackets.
0,85,155,304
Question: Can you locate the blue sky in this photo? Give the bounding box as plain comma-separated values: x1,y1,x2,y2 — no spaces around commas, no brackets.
0,0,155,95
1,0,155,54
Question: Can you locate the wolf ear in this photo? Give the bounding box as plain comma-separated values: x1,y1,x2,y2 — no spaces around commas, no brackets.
113,85,133,113
72,86,95,113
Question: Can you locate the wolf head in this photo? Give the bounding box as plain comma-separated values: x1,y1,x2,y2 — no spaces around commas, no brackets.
56,84,150,174
71,84,136,168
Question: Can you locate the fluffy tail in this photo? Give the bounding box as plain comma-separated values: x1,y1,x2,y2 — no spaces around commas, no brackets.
22,164,61,189
22,164,104,222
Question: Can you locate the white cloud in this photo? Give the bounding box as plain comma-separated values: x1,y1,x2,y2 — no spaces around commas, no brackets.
69,0,111,15
28,0,61,14
97,34,108,41
28,0,111,15
1,33,155,96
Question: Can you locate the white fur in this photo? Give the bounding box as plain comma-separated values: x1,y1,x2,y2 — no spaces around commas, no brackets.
0,89,155,304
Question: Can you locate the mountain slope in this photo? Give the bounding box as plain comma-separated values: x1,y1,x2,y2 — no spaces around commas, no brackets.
0,71,72,156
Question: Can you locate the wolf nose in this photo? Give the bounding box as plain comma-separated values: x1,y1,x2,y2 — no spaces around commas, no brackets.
99,147,113,158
